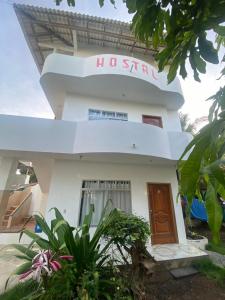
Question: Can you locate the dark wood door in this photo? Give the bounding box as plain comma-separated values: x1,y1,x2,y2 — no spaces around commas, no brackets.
148,183,178,245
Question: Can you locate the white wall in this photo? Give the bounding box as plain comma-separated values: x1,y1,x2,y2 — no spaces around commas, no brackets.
46,159,186,244
62,94,182,132
29,184,48,216
0,157,18,190
0,115,189,160
73,44,156,66
167,110,182,131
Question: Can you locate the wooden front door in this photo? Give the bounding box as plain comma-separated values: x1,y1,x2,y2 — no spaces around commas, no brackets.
148,183,178,245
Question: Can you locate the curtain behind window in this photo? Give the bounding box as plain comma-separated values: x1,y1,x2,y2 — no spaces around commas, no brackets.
79,181,131,226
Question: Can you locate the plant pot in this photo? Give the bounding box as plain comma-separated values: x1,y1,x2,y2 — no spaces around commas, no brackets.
187,236,208,250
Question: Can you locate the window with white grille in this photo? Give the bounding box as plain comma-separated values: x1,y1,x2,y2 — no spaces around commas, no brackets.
79,180,131,226
88,109,128,121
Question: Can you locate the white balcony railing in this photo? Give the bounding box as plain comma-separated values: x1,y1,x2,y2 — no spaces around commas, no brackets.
0,115,192,161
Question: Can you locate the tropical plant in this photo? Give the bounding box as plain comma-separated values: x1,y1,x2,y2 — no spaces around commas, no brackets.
104,210,150,264
179,112,196,135
2,205,133,299
104,210,152,299
178,88,225,245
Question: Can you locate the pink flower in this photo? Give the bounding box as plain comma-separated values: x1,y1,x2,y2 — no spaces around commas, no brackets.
59,255,74,261
19,250,72,282
50,260,61,271
19,269,33,281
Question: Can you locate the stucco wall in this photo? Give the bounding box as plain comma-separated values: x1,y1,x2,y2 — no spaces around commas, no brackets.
29,184,48,216
73,44,156,66
46,159,187,244
62,94,182,132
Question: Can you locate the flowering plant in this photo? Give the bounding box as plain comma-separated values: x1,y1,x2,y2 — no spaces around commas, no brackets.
19,250,73,282
3,206,134,299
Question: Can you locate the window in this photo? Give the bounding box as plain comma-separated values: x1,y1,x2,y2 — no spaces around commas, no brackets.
142,115,163,128
88,109,128,121
79,180,131,226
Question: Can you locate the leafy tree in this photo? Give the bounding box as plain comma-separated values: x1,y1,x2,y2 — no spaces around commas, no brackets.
179,112,196,135
56,0,225,244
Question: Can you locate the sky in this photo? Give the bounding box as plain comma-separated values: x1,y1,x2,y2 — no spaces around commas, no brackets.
0,0,224,123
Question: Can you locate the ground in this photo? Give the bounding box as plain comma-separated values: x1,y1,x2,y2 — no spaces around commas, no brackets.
150,273,225,300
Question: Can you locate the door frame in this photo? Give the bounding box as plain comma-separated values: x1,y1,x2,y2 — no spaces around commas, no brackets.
147,182,178,245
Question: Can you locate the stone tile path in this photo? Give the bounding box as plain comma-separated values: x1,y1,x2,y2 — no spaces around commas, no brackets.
148,243,207,262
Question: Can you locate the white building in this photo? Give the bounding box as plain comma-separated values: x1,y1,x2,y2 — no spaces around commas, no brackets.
0,4,206,259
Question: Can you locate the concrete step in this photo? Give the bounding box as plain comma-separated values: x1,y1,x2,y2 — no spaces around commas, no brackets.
169,266,199,279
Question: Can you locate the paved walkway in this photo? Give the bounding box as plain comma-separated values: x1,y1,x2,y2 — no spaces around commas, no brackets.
0,245,23,294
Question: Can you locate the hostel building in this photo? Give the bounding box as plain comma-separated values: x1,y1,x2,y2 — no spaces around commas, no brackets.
0,4,205,259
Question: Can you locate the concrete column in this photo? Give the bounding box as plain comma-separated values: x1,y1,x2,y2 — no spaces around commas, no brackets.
0,157,18,223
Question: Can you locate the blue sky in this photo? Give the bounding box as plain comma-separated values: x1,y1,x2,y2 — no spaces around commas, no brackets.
0,0,223,122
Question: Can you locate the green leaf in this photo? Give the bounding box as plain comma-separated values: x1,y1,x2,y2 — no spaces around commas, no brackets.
12,244,37,259
67,0,75,6
34,214,59,250
189,49,201,82
99,0,104,7
126,0,136,13
14,255,32,261
156,47,172,71
13,261,32,275
214,26,225,37
193,51,206,74
167,54,180,83
205,182,223,245
22,229,50,249
179,61,187,79
198,33,219,64
202,159,225,187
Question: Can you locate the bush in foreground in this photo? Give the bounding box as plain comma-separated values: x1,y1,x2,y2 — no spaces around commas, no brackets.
1,205,151,299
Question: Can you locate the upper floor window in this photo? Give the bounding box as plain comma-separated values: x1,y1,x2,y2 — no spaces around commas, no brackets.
142,115,163,128
89,109,128,121
79,180,131,226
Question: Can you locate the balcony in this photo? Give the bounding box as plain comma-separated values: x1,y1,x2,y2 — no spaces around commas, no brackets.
0,115,191,162
40,53,184,116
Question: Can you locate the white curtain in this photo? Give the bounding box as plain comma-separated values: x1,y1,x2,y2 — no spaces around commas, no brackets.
80,181,131,226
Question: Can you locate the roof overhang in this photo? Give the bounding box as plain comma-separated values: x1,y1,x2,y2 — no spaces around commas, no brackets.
14,3,161,73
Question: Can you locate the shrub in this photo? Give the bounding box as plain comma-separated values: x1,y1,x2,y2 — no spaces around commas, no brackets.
104,210,150,264
104,210,152,299
206,242,225,255
1,205,134,299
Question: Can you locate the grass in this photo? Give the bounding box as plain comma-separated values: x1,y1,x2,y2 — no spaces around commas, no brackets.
193,258,225,286
0,280,38,300
206,242,225,255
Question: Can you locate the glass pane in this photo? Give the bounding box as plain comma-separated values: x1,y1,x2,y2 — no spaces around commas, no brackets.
80,180,131,226
89,109,101,120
